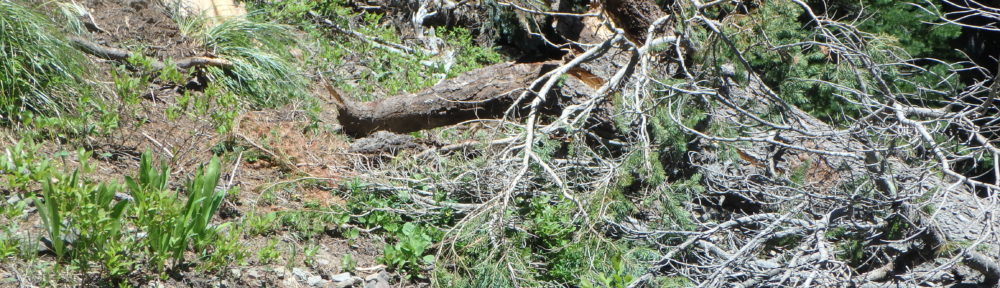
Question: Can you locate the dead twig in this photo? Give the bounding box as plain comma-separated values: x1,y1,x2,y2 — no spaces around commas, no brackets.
68,36,232,70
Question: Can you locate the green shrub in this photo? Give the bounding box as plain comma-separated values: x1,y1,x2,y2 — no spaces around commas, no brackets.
382,222,436,278
126,152,230,271
1,140,55,191
29,150,133,278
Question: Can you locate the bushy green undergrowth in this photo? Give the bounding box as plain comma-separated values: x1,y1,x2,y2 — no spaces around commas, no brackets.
247,0,503,101
715,0,962,122
1,144,238,282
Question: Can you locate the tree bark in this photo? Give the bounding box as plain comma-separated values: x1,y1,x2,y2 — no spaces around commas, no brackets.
330,61,560,136
602,0,668,44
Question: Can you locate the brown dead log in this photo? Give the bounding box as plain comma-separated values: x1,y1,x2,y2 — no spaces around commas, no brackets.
329,61,560,137
603,0,668,44
68,36,232,70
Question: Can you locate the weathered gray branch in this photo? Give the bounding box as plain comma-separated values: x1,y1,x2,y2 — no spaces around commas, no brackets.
328,61,560,136
68,36,232,70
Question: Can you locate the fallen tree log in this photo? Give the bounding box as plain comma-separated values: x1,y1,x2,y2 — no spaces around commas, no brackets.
329,61,561,136
603,0,669,44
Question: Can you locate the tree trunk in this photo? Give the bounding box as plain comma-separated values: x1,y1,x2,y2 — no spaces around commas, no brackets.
603,0,668,44
330,61,559,136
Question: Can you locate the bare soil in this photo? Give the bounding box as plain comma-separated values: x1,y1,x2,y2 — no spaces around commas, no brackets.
84,0,201,60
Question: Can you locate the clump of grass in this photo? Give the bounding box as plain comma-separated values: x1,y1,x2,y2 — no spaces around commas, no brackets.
0,1,89,122
198,19,307,108
53,2,89,35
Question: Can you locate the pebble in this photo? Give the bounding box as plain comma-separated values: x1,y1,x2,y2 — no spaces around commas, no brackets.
274,266,289,279
292,267,311,281
306,275,326,287
280,277,300,288
247,269,261,279
364,272,390,288
329,272,352,282
230,268,241,278
6,194,21,205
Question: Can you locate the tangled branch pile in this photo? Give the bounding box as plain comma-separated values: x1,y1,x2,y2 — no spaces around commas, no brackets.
340,0,1000,286
2,0,998,286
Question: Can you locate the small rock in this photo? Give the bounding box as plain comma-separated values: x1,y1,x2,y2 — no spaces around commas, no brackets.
280,277,301,288
247,269,261,279
364,272,390,288
274,266,289,279
114,192,134,202
230,268,242,278
330,272,352,282
335,277,361,288
306,275,326,287
6,194,21,205
292,267,311,281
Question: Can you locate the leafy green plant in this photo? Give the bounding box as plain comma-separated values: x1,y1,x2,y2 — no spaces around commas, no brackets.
527,199,576,250
258,239,281,264
0,235,18,260
302,243,319,266
382,222,435,278
126,152,175,270
1,140,55,192
341,254,356,272
201,228,248,271
127,152,230,271
180,156,229,251
31,149,131,276
582,255,635,288
112,67,145,106
35,180,67,259
245,212,279,236
72,181,131,274
278,210,333,240
440,27,503,77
